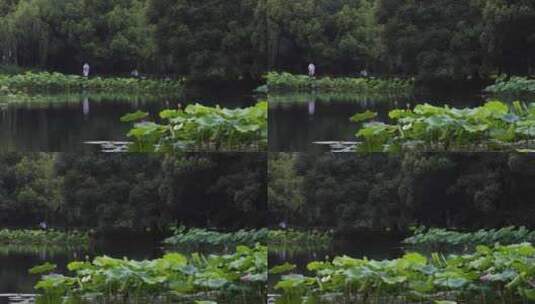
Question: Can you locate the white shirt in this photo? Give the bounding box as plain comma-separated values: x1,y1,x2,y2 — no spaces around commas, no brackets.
308,64,316,76
83,64,90,77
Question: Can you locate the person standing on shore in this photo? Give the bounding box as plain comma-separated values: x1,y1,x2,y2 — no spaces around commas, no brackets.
83,63,90,77
308,63,316,78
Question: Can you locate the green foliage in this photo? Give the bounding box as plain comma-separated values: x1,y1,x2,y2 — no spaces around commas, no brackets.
405,226,535,249
0,229,88,246
32,245,267,304
350,110,378,123
0,153,266,231
147,0,263,79
270,153,535,232
485,75,535,95
268,154,304,224
1,0,534,80
148,0,381,78
29,262,57,275
265,72,413,94
274,243,535,304
269,263,297,275
267,229,333,255
0,153,62,226
267,92,409,105
377,0,485,81
0,243,84,256
0,84,36,101
0,71,183,94
353,101,535,152
55,153,267,231
164,227,269,247
123,102,268,152
163,227,332,249
479,1,535,76
0,0,156,73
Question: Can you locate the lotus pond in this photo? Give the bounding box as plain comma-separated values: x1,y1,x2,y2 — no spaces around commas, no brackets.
31,244,266,304
0,233,266,304
269,229,535,304
268,89,486,152
163,227,331,250
351,101,535,152
0,234,162,303
272,243,535,304
0,84,256,152
121,101,267,152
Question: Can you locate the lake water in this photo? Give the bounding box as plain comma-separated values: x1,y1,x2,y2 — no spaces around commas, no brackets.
269,233,405,269
0,235,251,304
268,233,406,293
0,83,490,152
0,84,255,152
268,90,485,152
0,236,163,296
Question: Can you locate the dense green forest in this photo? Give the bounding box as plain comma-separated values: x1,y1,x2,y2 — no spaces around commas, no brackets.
269,153,535,232
1,0,533,80
0,153,267,231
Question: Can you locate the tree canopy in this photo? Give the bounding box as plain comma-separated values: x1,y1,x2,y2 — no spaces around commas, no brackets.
269,153,535,232
0,153,266,232
1,0,534,80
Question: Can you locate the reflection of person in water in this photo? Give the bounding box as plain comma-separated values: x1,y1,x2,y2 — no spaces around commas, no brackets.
308,98,316,116
83,95,90,118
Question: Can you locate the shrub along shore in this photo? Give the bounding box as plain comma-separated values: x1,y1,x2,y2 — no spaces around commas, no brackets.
163,227,333,248
0,71,183,94
404,226,535,249
485,75,535,95
262,72,414,95
0,229,88,246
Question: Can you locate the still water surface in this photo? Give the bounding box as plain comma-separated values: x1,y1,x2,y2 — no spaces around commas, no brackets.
269,234,405,269
268,233,406,292
268,91,485,152
0,236,163,295
0,85,255,152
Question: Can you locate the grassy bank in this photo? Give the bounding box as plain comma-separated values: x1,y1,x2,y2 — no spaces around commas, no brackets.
0,71,183,94
0,229,88,246
163,227,333,249
404,226,535,249
263,72,414,95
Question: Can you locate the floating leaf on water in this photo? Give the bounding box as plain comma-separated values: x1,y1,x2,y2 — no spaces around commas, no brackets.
120,110,149,122
350,110,377,123
269,263,296,274
29,262,57,275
